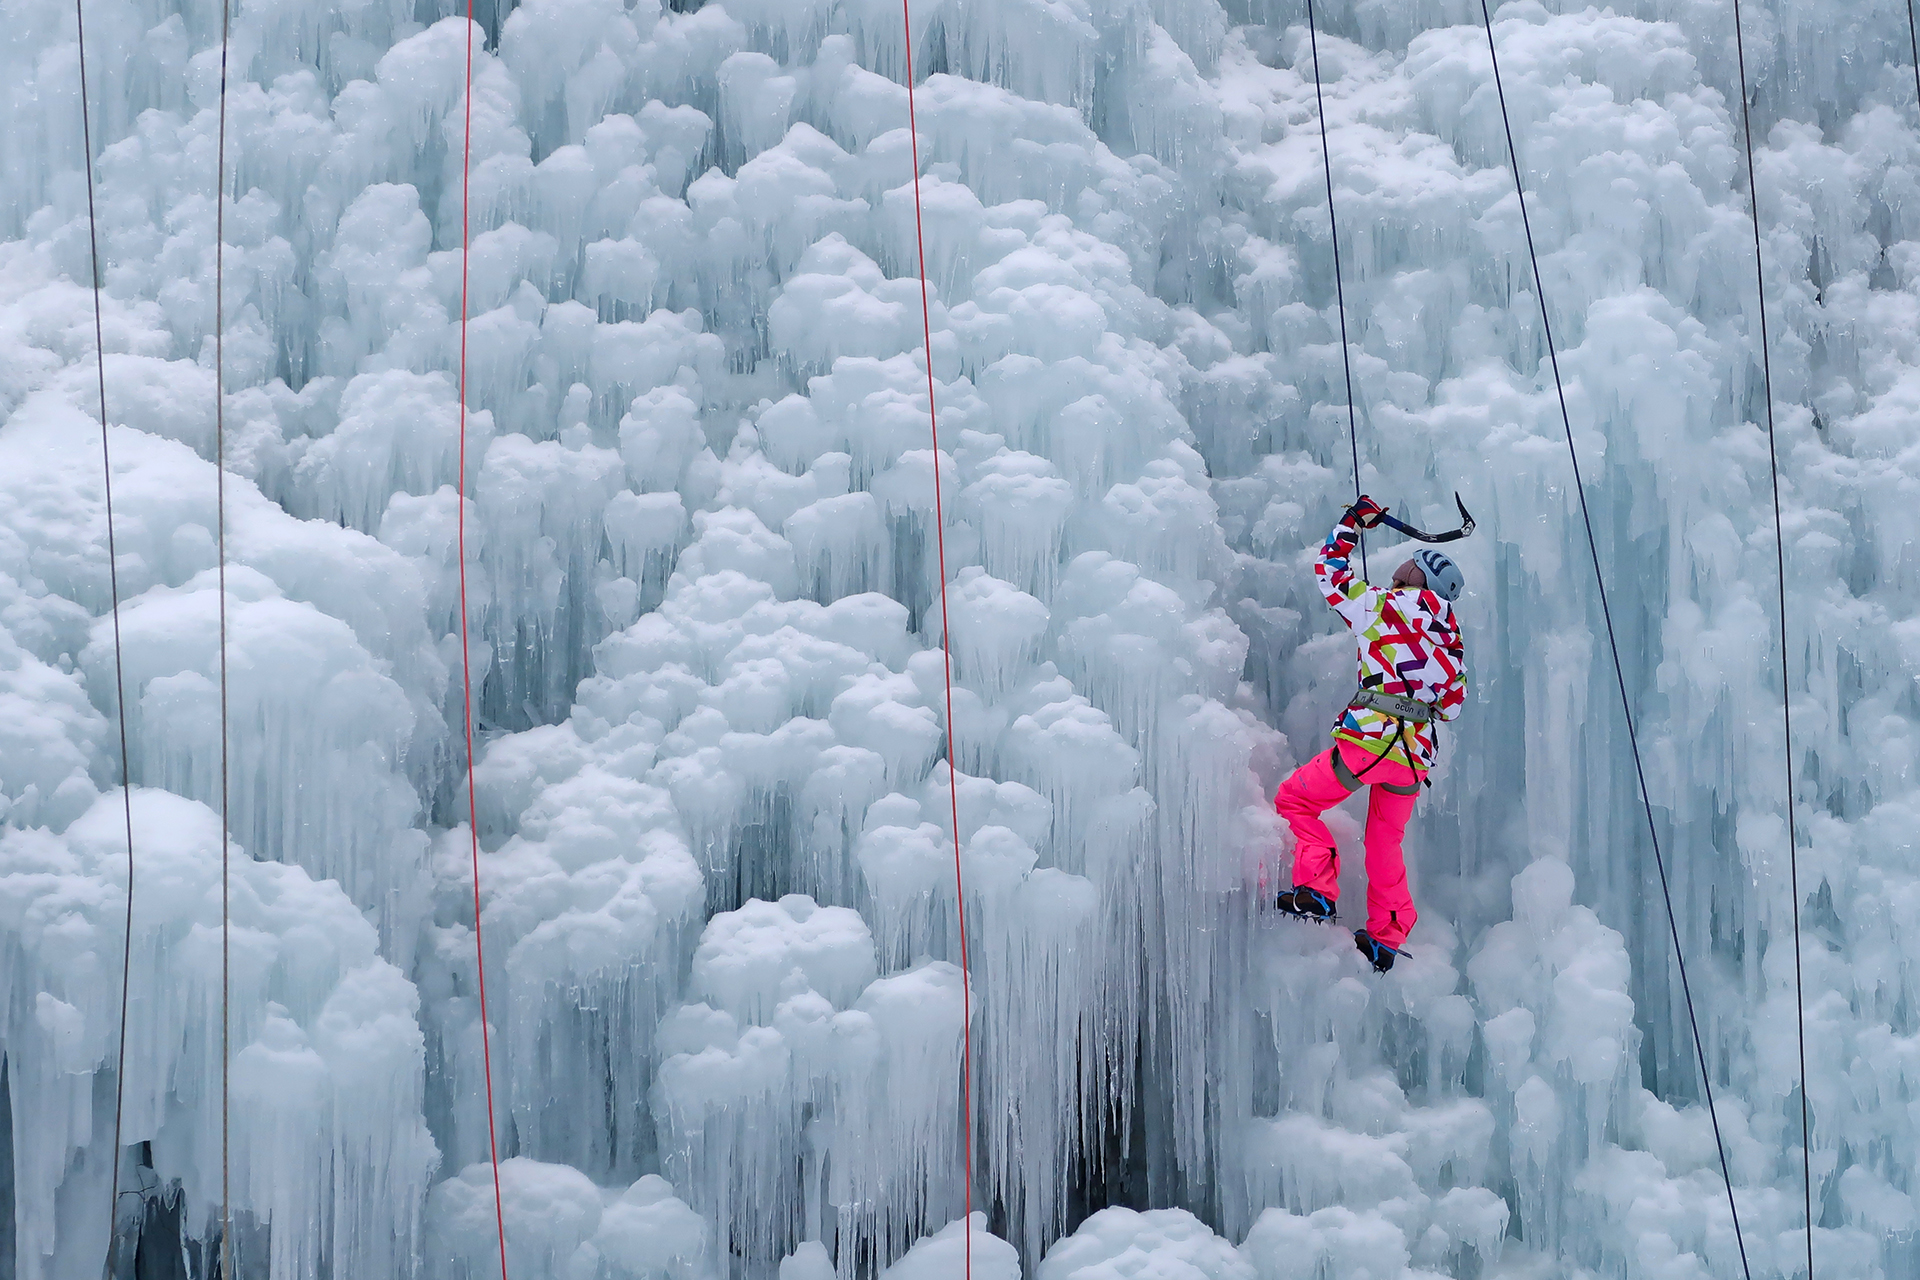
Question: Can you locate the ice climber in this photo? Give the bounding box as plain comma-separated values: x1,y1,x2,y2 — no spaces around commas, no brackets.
1275,496,1467,973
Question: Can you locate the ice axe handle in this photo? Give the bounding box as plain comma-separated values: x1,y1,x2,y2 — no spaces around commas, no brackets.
1376,494,1475,544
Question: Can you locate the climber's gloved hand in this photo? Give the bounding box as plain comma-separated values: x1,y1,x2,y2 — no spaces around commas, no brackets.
1348,495,1387,529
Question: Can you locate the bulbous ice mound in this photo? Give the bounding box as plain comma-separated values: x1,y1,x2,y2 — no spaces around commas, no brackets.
0,789,435,1279
427,1159,716,1280
3,0,1917,1275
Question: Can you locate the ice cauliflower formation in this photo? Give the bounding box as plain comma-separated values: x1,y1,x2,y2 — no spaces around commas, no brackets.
2,0,1918,1278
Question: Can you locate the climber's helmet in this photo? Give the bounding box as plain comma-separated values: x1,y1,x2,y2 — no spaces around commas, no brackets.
1408,548,1463,602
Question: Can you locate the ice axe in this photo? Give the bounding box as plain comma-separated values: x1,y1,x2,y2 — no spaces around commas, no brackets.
1375,493,1475,544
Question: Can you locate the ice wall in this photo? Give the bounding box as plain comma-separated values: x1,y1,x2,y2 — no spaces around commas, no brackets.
3,0,1919,1276
0,789,436,1279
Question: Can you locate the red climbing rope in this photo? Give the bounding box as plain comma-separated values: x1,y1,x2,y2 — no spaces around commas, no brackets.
898,5,975,1268
456,10,512,1279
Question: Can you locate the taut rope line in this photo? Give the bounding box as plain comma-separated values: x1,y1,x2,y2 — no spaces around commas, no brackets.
1304,0,1368,577
213,0,235,1267
456,9,513,1277
897,5,975,1269
1726,1,1814,1269
75,1,141,1270
1475,5,1755,1275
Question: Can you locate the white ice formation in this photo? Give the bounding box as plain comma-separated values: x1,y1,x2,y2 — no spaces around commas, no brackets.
3,0,1919,1277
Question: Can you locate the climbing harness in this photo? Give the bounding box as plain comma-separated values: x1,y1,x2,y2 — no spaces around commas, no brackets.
1328,741,1422,795
455,6,513,1276
1304,0,1367,579
1331,705,1424,792
898,4,976,1270
75,0,142,1269
1347,690,1432,724
1474,2,1756,1275
1728,1,1814,1271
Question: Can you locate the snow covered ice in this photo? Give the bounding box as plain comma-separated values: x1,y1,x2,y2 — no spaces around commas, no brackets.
5,0,1920,1275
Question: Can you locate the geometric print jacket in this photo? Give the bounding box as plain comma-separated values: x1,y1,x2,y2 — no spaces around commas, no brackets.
1314,512,1468,772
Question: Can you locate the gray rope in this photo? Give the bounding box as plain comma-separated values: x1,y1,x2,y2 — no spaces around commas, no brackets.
1726,0,1814,1269
1474,5,1755,1276
1908,0,1920,118
76,1,142,1273
1304,0,1367,577
213,0,235,1268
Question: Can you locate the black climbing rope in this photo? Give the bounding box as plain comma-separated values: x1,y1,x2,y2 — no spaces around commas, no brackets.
1304,0,1367,578
1474,4,1756,1276
1727,1,1814,1270
75,0,142,1272
1908,0,1920,120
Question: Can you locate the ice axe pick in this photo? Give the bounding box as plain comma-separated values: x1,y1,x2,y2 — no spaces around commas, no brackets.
1376,493,1475,544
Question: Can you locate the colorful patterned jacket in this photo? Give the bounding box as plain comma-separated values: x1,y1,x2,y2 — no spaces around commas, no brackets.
1315,513,1467,771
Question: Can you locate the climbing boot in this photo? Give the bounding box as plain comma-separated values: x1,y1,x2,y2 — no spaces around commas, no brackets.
1276,886,1336,922
1353,929,1398,973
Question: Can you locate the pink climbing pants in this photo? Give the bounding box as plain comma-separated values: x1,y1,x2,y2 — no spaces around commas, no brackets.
1275,740,1420,949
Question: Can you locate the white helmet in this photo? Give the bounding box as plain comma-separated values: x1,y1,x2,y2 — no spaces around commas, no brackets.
1414,548,1464,601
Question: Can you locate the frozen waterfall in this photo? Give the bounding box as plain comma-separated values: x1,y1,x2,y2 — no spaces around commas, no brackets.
3,0,1919,1276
